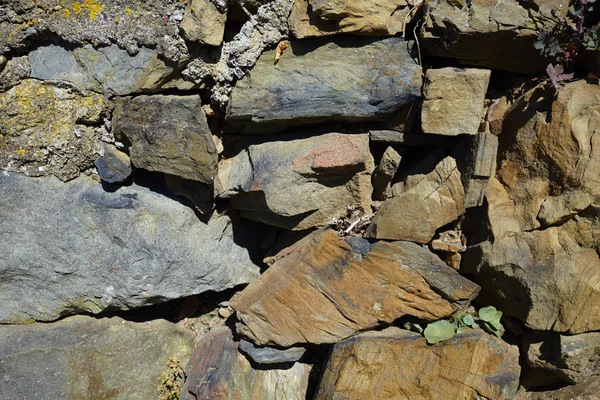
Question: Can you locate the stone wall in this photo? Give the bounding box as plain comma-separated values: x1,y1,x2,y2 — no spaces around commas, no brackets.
1,0,600,399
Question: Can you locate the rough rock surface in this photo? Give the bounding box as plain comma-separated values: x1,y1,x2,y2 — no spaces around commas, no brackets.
238,339,307,365
366,156,465,243
0,79,110,181
421,67,491,136
462,227,600,334
515,376,600,400
421,0,562,74
226,37,422,133
372,146,401,201
216,132,374,230
233,229,480,347
1,0,188,61
0,55,30,92
181,327,311,400
0,173,263,323
94,143,132,183
314,327,520,400
29,44,178,96
525,331,600,384
179,0,226,46
289,0,410,38
0,315,194,400
113,95,218,183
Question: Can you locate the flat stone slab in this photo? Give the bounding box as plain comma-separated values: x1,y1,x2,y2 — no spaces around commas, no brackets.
0,173,263,323
226,37,422,133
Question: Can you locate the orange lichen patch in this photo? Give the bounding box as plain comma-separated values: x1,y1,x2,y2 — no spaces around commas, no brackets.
17,148,26,156
63,8,71,18
71,0,104,20
293,136,365,173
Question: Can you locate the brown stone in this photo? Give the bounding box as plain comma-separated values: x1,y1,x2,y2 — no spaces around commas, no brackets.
180,327,311,400
215,132,373,230
366,156,465,243
314,327,520,400
515,376,600,400
232,229,480,347
289,0,410,39
372,146,401,201
422,67,491,136
180,0,226,46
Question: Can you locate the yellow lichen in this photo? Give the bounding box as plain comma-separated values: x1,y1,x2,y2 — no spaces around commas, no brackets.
17,148,26,156
63,8,71,18
85,0,105,20
72,1,82,13
125,7,132,15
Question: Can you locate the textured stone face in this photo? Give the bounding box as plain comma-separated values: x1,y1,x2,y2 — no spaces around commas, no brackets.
0,79,110,181
289,0,410,38
113,95,218,183
232,229,480,347
421,67,491,135
0,173,263,323
181,327,311,400
226,37,422,133
179,0,226,46
216,132,374,230
366,156,465,243
0,315,194,400
314,328,521,400
94,143,132,184
515,376,600,400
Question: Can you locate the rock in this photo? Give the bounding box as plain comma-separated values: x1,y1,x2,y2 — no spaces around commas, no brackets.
216,132,374,230
372,146,401,201
421,0,561,74
462,227,600,334
113,95,218,183
165,174,213,214
289,0,410,38
538,191,595,226
0,79,110,182
515,376,600,400
226,37,422,133
0,315,194,400
369,129,456,147
0,55,30,92
453,132,499,208
238,340,307,365
421,67,491,136
181,327,311,400
366,156,465,243
232,229,480,347
314,327,520,400
29,44,177,96
94,143,132,183
1,0,188,62
525,331,600,384
180,0,226,46
0,173,264,323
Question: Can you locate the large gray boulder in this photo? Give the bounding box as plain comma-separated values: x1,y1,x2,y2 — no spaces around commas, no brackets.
226,37,422,133
0,315,194,400
0,173,264,323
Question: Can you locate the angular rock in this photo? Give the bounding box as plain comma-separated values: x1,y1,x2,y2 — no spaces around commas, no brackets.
216,132,374,230
515,376,600,400
422,0,560,74
372,146,401,201
0,79,110,181
0,55,30,92
94,143,132,183
180,0,226,46
462,227,600,334
0,173,263,323
538,191,595,226
525,331,600,384
232,229,480,347
366,156,465,243
421,67,491,136
181,327,311,400
238,339,307,365
314,328,520,400
369,129,456,147
289,0,410,38
0,315,194,400
29,44,177,96
226,37,422,133
165,174,213,214
113,95,218,183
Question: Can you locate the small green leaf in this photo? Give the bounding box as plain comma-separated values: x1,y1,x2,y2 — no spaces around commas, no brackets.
456,326,469,334
479,306,498,322
403,321,424,333
424,320,456,344
463,314,475,326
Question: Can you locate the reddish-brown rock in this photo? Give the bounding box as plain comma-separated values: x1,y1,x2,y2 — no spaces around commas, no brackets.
314,327,521,400
232,229,479,347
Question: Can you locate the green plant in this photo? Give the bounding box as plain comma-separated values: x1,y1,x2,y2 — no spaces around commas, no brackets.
404,305,504,345
157,358,185,400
